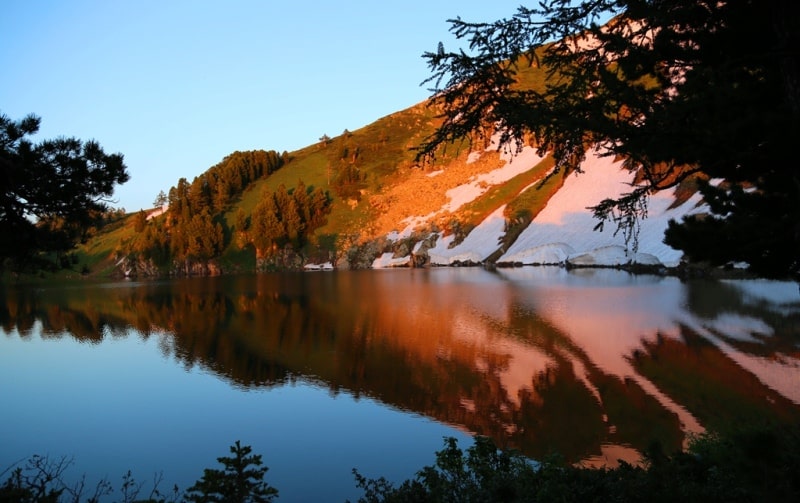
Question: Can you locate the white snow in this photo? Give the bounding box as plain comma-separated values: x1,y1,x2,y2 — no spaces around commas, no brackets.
443,148,544,213
566,245,632,267
379,144,711,270
428,206,508,265
146,204,168,220
304,262,334,271
566,245,662,267
501,242,575,265
498,150,705,267
371,252,411,268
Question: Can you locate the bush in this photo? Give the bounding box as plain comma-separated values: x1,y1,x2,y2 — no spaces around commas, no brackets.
3,425,798,502
350,424,800,502
183,441,278,503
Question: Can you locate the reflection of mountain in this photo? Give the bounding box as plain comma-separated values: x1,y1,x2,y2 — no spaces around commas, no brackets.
2,270,798,465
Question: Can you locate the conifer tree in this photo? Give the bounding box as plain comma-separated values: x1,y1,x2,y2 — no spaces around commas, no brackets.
252,192,283,257
1,112,129,269
153,189,168,209
421,0,800,277
292,180,311,227
134,210,147,233
184,441,278,503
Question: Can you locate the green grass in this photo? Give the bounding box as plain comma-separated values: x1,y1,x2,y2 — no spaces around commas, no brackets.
458,154,557,229
72,53,560,275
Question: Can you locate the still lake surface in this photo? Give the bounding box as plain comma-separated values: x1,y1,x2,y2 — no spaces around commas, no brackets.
2,267,799,501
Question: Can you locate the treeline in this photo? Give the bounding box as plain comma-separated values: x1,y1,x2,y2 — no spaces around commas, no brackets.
330,132,368,201
122,150,332,274
171,150,288,216
3,426,799,502
244,180,331,258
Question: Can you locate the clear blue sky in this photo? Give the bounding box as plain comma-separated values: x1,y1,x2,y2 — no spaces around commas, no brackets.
2,0,529,212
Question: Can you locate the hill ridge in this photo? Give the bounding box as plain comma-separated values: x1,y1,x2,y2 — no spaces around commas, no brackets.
76,94,701,278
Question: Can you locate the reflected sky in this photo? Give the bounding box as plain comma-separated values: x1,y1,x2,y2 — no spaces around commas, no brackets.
0,329,469,502
1,268,798,501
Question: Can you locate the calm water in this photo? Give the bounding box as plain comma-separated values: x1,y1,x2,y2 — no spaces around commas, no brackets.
1,268,799,501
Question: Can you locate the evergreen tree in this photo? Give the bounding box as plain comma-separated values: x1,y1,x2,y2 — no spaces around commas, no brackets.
125,149,288,269
292,180,311,226
252,192,284,257
168,178,190,225
134,210,147,233
333,164,367,201
235,208,249,233
153,189,168,209
185,209,223,262
0,112,129,269
184,440,278,503
282,197,304,247
271,184,292,220
213,177,232,211
308,187,332,229
421,0,800,277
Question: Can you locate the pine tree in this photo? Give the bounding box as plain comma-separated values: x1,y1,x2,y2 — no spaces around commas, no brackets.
1,112,129,269
420,0,800,277
252,192,284,257
184,441,278,503
153,190,168,209
134,210,147,233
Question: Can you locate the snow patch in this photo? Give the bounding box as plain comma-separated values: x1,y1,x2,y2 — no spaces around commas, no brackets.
567,245,631,266
443,147,544,213
146,204,168,220
500,243,575,265
381,145,714,271
372,252,411,269
304,262,334,271
566,246,662,267
498,150,705,267
428,206,507,265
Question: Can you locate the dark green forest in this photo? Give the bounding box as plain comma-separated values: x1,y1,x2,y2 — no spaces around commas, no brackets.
3,0,798,278
122,150,333,273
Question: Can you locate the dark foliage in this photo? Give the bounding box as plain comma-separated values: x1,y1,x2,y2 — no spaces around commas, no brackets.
332,164,367,201
184,441,278,503
420,0,800,277
0,112,129,270
3,426,798,502
251,182,332,256
352,424,800,502
123,150,302,272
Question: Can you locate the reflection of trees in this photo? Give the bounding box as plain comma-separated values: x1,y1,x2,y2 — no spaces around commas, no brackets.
499,308,684,461
630,327,800,431
1,287,122,343
684,280,800,357
1,273,798,465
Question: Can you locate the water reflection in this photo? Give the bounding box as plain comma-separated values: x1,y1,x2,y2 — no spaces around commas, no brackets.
2,268,798,467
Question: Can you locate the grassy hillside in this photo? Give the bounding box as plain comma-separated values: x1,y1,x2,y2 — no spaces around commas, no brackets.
64,49,629,278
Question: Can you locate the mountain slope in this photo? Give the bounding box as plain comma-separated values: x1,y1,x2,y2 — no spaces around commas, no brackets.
75,87,706,278
366,143,701,270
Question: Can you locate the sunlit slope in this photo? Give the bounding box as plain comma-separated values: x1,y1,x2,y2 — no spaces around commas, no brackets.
76,44,701,275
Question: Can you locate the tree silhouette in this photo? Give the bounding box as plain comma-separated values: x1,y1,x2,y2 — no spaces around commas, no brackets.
184,441,278,503
421,0,800,277
1,112,129,270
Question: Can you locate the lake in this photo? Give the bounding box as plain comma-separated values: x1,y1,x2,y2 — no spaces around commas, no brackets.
1,267,799,501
